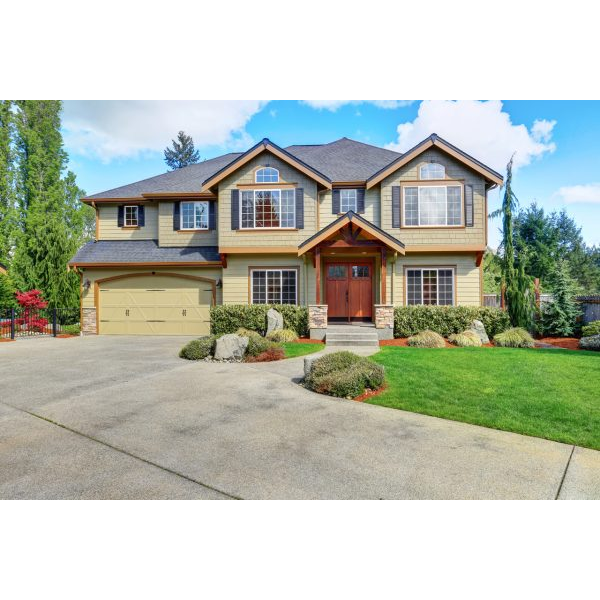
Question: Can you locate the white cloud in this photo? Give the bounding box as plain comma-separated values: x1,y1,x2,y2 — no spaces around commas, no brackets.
385,100,556,172
62,100,267,162
302,100,414,112
555,183,600,204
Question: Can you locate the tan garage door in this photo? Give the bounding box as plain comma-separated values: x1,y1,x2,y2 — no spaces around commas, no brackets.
99,275,213,335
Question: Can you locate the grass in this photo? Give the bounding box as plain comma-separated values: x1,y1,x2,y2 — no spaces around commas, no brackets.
282,342,324,358
368,346,600,450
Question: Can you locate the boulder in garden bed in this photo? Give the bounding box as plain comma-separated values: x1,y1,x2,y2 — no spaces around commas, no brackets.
214,334,249,361
266,308,284,335
469,319,489,344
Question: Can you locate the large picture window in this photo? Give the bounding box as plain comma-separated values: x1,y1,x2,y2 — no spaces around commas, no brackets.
403,185,462,226
251,269,297,304
241,189,295,228
406,268,454,305
181,201,209,230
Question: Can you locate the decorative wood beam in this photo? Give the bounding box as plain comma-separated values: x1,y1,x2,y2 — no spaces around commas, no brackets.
381,248,387,304
220,253,228,269
315,248,321,304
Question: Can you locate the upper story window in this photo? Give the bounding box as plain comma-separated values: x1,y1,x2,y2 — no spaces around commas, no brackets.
404,185,462,226
181,201,209,230
241,189,295,228
255,167,279,183
124,205,139,227
420,162,445,180
340,189,357,212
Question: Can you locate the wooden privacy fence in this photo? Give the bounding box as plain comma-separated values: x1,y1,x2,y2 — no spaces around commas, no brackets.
576,296,600,324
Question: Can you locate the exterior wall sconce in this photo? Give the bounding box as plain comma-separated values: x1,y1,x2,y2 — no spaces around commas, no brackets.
83,279,91,291
216,278,222,288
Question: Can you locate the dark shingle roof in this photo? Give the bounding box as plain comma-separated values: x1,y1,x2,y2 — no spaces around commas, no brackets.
86,153,242,199
285,138,401,181
70,240,220,264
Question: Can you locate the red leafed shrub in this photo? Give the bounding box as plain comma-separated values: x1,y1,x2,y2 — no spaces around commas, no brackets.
244,346,285,362
15,289,49,332
16,289,48,309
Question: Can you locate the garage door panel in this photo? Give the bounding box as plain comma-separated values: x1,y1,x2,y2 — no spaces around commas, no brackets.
98,276,213,336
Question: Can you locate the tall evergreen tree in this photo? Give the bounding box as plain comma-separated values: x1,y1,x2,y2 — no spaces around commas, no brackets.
10,101,92,307
541,259,582,336
0,100,16,265
164,130,201,170
490,156,535,328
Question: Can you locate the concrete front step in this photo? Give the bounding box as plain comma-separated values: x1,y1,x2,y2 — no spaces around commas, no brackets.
326,339,380,347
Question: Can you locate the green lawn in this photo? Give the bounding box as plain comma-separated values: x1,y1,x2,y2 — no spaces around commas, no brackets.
369,346,600,450
282,342,324,358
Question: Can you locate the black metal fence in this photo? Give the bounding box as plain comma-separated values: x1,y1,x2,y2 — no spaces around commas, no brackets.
0,307,79,339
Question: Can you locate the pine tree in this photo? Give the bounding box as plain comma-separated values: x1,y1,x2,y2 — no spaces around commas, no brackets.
164,131,201,170
0,100,16,265
541,260,582,336
490,155,535,328
10,101,91,307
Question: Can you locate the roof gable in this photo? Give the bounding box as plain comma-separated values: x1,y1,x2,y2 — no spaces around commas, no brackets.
365,134,503,188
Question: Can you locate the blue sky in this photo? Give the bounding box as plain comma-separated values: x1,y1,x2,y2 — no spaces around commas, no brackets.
63,100,600,248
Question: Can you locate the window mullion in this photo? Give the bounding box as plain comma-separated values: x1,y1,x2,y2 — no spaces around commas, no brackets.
444,187,448,226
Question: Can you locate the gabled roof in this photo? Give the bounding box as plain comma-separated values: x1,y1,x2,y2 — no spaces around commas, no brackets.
366,133,503,188
285,138,401,182
298,211,405,256
69,240,221,266
200,138,332,191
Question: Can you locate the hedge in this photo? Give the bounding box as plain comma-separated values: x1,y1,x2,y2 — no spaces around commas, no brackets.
211,305,308,337
394,306,510,338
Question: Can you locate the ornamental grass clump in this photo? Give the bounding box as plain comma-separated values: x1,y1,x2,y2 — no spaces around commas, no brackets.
407,330,446,348
266,328,298,343
582,321,600,337
179,335,217,360
493,327,535,348
305,351,385,399
448,330,482,347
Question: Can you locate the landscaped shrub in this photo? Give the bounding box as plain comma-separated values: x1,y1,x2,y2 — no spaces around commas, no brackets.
236,327,262,339
394,305,510,339
540,260,582,337
211,304,308,337
244,346,286,362
493,327,535,348
448,330,482,347
266,328,298,343
407,330,446,348
579,335,600,351
582,320,600,337
62,323,81,335
305,351,385,398
179,335,217,360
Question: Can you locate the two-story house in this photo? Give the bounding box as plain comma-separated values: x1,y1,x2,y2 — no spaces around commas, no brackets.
69,134,502,338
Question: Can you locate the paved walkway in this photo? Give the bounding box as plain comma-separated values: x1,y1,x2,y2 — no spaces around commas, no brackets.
0,336,598,499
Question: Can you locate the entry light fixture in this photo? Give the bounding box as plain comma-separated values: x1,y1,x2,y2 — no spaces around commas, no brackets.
216,278,222,288
83,279,91,291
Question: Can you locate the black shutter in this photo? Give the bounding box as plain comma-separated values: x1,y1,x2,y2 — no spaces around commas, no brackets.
173,201,180,231
231,189,240,230
117,205,124,227
465,185,474,227
392,186,401,228
209,201,216,230
332,189,340,214
356,189,365,214
138,205,145,227
295,188,304,229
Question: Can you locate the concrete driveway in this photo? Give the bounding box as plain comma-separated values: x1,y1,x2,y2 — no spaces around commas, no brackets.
1,336,598,499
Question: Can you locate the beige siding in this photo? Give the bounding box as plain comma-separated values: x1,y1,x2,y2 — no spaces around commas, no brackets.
387,253,481,306
158,201,219,247
81,267,223,309
218,151,318,249
98,204,158,240
318,187,381,229
222,254,311,305
379,148,487,248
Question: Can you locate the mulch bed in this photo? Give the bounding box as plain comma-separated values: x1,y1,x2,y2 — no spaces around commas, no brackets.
379,338,493,348
0,338,15,343
537,337,580,350
353,384,387,402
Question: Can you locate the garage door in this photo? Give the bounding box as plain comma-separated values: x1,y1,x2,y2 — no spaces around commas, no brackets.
98,275,214,335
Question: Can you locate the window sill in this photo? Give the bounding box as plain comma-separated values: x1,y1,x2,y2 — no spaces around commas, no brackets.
400,225,466,229
121,226,141,230
237,228,298,232
177,229,212,233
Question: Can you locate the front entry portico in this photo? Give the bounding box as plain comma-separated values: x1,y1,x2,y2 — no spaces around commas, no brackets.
325,260,373,321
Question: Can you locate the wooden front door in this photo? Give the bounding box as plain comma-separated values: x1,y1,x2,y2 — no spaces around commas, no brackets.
325,261,373,321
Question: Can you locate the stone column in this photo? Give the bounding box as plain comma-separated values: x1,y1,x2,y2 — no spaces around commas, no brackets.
82,307,97,335
308,305,328,341
374,304,394,340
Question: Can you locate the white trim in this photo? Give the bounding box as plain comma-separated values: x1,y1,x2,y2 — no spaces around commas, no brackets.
250,268,298,305
405,267,455,306
402,184,463,227
340,189,358,213
180,200,209,230
240,189,296,230
255,166,280,183
124,205,139,227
